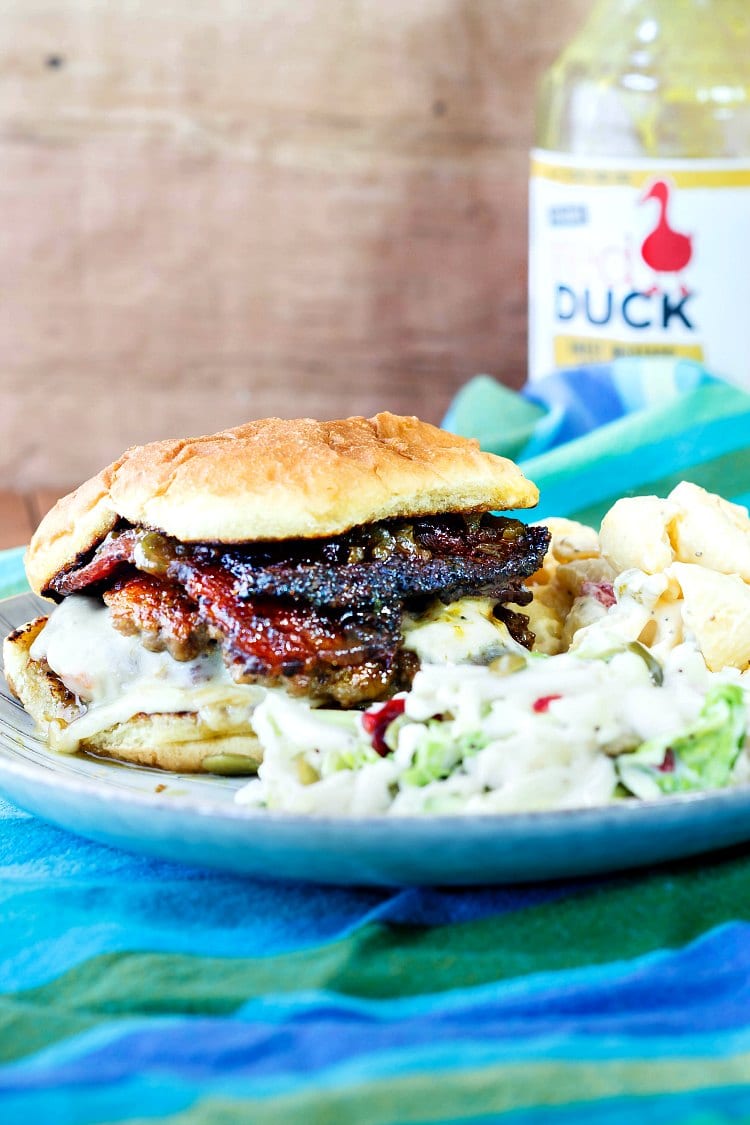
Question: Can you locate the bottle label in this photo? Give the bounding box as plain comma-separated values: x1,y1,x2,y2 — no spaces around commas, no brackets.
528,150,750,386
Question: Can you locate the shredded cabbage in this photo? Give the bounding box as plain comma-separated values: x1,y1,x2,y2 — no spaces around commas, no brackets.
236,640,750,817
616,683,746,799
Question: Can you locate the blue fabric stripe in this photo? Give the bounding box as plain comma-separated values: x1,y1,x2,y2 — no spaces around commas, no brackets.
2,1041,750,1125
4,921,750,1092
0,812,378,989
0,807,582,990
6,1017,750,1094
0,1077,195,1125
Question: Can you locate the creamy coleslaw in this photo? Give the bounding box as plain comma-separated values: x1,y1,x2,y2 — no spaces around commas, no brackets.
235,590,750,817
232,481,750,817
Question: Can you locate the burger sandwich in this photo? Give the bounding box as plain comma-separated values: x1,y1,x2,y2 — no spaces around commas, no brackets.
4,413,549,774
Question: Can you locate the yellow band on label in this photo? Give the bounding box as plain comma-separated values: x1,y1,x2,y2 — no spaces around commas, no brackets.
554,336,705,367
531,157,750,190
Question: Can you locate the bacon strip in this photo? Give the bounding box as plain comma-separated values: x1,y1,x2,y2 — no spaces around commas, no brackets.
53,530,138,597
173,560,402,677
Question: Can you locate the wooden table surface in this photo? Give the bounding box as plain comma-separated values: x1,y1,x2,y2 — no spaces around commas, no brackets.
0,489,64,552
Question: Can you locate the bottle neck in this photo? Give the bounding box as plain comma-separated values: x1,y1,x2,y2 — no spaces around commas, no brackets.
587,0,742,17
582,0,750,34
564,0,750,78
537,0,750,156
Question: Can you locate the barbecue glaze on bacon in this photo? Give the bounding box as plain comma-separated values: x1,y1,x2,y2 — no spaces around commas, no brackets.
53,515,550,706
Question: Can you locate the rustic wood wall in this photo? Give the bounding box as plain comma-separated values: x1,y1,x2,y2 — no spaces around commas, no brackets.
0,0,591,491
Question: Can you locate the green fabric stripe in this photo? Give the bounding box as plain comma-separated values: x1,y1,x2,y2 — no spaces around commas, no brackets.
565,448,750,527
4,847,750,1063
112,1059,750,1125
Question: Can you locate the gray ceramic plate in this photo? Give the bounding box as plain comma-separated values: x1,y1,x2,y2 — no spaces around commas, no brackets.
1,591,750,886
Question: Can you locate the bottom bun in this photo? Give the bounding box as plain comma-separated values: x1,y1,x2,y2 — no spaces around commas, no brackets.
3,619,262,775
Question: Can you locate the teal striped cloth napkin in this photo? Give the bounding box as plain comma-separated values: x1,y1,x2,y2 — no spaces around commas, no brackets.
2,363,750,1122
445,359,750,525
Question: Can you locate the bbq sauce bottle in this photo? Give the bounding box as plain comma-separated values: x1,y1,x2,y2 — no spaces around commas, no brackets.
528,0,750,386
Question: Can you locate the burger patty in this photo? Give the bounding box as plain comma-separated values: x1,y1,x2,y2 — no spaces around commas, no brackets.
104,574,208,662
58,514,550,705
104,571,410,706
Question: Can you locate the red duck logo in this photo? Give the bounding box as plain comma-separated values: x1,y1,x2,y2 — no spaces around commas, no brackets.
551,176,697,336
640,180,693,294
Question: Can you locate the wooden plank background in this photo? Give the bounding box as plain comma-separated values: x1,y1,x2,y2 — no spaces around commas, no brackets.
0,0,591,506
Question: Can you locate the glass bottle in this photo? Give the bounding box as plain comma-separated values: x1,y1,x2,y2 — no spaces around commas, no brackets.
528,0,750,386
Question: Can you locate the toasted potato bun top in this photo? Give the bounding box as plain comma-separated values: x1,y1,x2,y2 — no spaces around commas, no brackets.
26,412,539,596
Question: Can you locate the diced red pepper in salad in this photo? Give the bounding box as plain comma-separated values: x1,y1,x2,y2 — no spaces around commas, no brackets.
659,747,676,773
532,694,562,714
581,580,616,608
362,697,406,757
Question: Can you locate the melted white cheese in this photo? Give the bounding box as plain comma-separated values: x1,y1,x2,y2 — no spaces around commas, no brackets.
31,595,233,702
31,594,520,754
402,597,525,666
31,595,263,753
